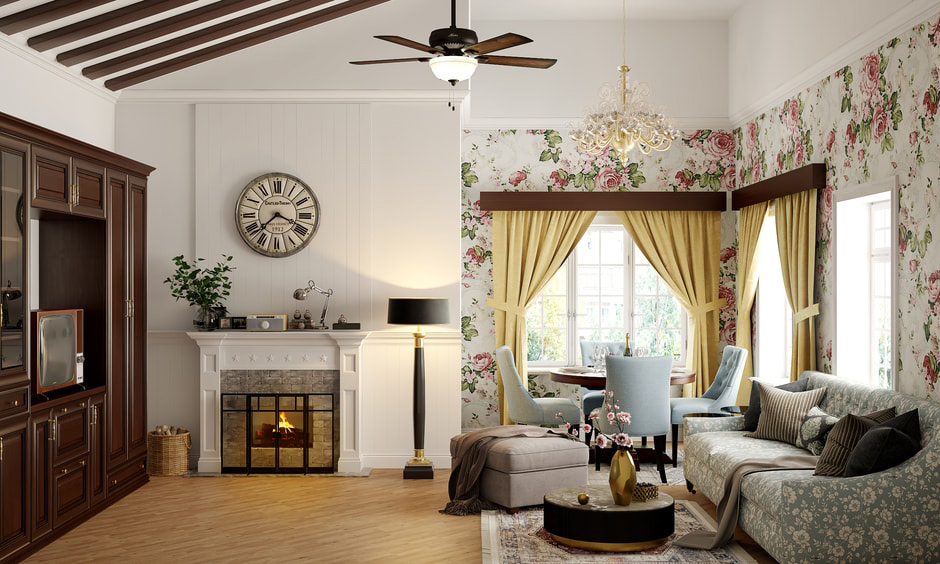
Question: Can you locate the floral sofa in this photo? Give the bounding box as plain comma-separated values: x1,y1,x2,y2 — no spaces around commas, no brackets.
683,371,940,563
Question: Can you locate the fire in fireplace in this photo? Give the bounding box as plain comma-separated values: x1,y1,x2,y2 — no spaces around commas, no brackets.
221,393,334,474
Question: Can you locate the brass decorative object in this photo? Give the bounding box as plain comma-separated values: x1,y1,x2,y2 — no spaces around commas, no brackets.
608,449,637,505
632,482,659,502
577,492,590,505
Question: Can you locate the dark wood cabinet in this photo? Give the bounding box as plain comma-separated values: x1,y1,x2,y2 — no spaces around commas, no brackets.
29,416,52,543
0,415,28,560
32,146,106,219
89,396,105,507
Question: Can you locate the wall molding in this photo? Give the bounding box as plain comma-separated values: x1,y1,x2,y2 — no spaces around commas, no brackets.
118,89,471,104
461,115,733,132
729,0,940,126
0,34,117,103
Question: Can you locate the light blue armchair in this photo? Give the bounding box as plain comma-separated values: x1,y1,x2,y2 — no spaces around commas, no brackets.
595,355,673,483
669,345,747,466
494,346,581,426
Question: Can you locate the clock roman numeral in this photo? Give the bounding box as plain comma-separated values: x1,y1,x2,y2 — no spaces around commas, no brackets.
286,233,298,248
298,212,313,220
257,232,268,248
293,223,309,237
287,183,297,198
245,221,261,235
273,236,281,251
273,179,283,194
257,182,269,197
241,211,257,219
295,196,309,206
246,197,260,204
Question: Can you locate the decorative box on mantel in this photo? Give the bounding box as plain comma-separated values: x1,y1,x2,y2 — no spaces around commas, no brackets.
187,330,370,473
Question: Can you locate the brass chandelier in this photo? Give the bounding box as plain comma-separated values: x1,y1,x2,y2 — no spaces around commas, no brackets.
570,1,679,162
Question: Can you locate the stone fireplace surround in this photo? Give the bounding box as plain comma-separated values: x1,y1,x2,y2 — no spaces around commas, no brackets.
188,331,370,473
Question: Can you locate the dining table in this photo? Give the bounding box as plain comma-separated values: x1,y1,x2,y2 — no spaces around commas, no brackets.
549,365,695,389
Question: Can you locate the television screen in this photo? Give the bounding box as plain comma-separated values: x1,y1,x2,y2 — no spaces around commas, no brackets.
39,313,76,390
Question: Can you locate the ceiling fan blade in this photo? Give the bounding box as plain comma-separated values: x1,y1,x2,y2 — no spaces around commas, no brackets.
466,32,532,55
349,57,431,65
375,35,440,54
477,55,557,69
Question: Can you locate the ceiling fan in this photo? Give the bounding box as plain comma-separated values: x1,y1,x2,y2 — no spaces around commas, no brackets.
349,0,557,85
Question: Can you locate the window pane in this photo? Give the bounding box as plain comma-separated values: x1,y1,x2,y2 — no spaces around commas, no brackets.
599,296,624,327
578,298,600,326
578,265,600,295
600,230,624,264
659,296,681,328
542,296,567,326
541,329,567,362
634,265,657,295
634,296,658,328
578,230,600,264
544,265,567,294
599,265,624,294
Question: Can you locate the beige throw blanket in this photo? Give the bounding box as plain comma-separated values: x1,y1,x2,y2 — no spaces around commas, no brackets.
675,454,819,549
440,425,577,516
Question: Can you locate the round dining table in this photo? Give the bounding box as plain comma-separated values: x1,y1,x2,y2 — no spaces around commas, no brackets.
549,366,695,389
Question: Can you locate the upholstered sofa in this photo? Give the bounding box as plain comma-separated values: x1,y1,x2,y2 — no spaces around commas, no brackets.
683,371,940,563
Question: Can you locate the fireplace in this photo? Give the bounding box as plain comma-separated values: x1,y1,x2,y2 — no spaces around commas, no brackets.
221,393,334,473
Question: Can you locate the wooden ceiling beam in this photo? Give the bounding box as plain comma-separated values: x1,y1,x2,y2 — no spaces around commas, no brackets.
0,0,114,34
83,0,336,79
730,163,825,210
478,191,729,212
28,0,200,52
56,0,270,67
104,0,390,90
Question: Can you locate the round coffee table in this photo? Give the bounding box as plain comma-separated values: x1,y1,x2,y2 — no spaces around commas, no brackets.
543,485,675,552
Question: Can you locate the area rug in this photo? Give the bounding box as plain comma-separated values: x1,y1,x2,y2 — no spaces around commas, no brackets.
480,500,755,563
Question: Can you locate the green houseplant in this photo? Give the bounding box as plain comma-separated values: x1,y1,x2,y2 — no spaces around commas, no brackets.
163,254,235,330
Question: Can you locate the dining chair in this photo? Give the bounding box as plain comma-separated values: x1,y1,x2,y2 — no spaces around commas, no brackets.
594,355,673,483
494,346,581,426
578,340,625,436
668,345,748,466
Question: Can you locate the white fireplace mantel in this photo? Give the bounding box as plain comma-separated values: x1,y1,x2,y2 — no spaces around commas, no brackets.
187,330,371,473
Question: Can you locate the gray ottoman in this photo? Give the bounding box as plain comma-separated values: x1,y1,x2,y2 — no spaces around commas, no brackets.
454,435,589,510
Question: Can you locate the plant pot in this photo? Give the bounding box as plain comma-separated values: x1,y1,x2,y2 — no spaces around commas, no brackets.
193,305,220,331
608,449,637,505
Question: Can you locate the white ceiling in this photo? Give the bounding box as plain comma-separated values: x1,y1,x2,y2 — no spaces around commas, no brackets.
472,0,748,21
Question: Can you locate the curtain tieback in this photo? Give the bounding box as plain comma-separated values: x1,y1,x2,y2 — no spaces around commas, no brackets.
794,303,819,324
687,298,726,320
486,299,526,318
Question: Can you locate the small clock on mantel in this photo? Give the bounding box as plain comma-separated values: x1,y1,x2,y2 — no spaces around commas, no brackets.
235,172,321,257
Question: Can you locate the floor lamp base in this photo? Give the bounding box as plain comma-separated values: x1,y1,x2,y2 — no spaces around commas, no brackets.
403,462,434,479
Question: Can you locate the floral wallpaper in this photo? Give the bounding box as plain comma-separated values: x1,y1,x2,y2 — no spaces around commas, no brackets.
460,129,738,428
735,11,940,399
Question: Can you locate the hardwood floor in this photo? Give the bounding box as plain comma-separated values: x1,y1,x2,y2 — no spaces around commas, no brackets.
26,469,776,563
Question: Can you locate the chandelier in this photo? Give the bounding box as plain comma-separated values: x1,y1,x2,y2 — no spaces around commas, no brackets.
570,2,679,162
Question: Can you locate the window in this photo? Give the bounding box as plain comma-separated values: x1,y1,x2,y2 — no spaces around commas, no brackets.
527,221,687,366
755,212,792,383
836,178,896,389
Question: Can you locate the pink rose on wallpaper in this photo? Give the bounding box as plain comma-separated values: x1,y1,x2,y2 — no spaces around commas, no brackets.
826,130,835,153
465,246,485,265
819,185,833,224
846,122,857,145
675,170,695,189
924,88,938,117
860,54,881,97
910,259,919,273
788,98,800,128
928,270,940,303
753,160,762,181
508,170,527,187
746,122,758,149
596,167,622,191
549,170,569,189
705,131,736,158
720,166,736,191
924,354,938,386
720,320,736,345
776,152,784,171
720,247,736,263
858,149,866,161
718,286,735,311
825,340,832,362
471,352,494,373
899,229,907,252
794,140,805,167
872,105,889,140
911,131,919,146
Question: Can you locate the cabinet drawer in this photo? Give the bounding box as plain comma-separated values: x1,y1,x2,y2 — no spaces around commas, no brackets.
107,457,146,496
0,387,27,418
51,398,90,466
52,455,89,528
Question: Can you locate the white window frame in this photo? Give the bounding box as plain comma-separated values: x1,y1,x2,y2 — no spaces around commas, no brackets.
527,213,688,368
754,209,793,384
833,176,898,390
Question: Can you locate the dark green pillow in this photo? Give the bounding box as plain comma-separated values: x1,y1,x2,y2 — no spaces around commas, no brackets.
743,378,808,432
844,409,922,477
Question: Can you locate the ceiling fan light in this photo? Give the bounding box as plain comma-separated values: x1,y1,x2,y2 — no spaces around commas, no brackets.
429,55,478,83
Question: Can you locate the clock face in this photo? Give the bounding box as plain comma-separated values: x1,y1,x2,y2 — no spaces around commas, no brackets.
235,172,320,257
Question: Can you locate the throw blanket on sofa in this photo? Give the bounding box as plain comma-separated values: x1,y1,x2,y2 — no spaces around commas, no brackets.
676,454,819,549
440,425,576,516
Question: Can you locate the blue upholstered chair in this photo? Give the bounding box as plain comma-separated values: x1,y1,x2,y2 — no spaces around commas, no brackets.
578,341,626,432
494,346,581,426
594,355,673,483
669,345,748,466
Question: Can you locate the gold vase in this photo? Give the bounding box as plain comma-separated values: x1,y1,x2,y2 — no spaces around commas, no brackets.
608,449,637,505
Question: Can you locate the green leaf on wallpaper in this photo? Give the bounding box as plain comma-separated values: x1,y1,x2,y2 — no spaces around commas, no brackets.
545,130,563,147
858,122,872,145
461,225,477,240
461,162,479,187
461,380,476,393
573,172,584,188
461,316,478,341
841,95,851,113
881,132,894,152
551,151,560,163
924,320,932,342
584,176,596,191
925,229,932,244
539,149,552,162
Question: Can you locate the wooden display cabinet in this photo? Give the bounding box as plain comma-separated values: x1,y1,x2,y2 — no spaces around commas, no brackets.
31,146,106,219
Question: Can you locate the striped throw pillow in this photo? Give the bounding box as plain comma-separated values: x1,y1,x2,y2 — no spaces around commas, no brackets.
743,382,827,445
814,407,896,477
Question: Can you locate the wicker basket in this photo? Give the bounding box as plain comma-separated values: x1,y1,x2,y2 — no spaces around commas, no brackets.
147,431,191,476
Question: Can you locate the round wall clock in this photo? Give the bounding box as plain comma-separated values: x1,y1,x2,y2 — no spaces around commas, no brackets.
235,172,321,257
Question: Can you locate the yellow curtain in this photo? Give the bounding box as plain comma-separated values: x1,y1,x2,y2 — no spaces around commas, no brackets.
488,210,597,425
734,201,769,405
775,190,819,381
616,210,723,397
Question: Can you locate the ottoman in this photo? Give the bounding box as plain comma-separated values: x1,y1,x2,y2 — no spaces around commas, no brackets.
453,434,589,510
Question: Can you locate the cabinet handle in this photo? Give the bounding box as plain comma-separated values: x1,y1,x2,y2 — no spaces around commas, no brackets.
0,437,3,462
80,460,86,466
80,402,86,408
61,467,68,475
111,479,117,486
91,405,98,425
48,419,56,441
9,400,18,407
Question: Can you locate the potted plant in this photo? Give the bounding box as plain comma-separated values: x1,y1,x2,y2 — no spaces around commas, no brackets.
163,254,235,330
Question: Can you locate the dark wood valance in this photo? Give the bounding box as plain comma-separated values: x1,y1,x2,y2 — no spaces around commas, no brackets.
730,163,825,210
478,191,727,211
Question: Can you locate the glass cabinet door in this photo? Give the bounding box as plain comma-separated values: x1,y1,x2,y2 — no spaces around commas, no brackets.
0,137,27,372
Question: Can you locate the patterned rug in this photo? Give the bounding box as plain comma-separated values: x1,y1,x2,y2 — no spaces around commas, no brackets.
480,500,755,563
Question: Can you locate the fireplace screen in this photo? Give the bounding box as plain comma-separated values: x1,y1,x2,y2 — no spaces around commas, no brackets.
221,393,334,473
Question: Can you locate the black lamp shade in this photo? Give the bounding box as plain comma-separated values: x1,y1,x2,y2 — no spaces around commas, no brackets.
387,297,450,326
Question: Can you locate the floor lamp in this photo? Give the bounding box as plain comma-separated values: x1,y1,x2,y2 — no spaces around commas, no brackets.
387,297,450,479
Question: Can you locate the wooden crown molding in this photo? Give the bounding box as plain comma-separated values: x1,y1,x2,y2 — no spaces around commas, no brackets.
730,163,826,210
479,191,728,212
